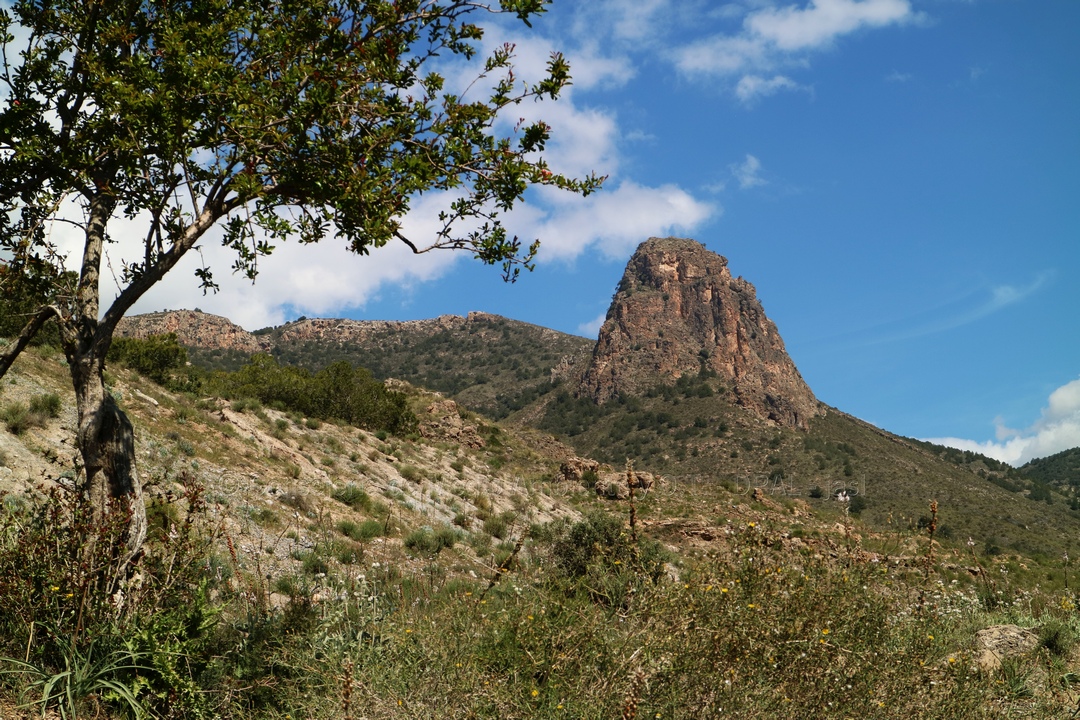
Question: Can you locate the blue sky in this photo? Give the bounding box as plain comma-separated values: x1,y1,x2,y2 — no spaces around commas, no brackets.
104,1,1079,463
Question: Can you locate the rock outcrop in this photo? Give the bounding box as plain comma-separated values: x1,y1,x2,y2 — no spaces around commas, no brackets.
116,309,269,354
579,237,821,430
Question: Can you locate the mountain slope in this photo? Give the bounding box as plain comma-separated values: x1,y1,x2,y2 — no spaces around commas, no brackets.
116,238,1080,560
119,311,593,421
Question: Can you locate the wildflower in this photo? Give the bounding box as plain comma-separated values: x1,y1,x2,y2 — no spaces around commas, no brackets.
747,603,755,609
557,704,564,710
748,522,756,528
721,588,728,593
531,689,539,697
50,585,60,592
527,615,534,620
821,628,830,635
927,634,934,640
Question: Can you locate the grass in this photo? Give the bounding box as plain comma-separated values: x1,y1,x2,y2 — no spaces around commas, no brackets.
3,344,1080,718
2,475,1080,718
2,393,61,434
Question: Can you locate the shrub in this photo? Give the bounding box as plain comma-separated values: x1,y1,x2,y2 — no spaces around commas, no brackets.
1039,619,1075,657
107,333,191,388
28,392,62,418
545,510,664,582
483,511,516,540
1,402,33,434
206,355,417,435
404,525,459,556
332,484,372,511
336,519,383,542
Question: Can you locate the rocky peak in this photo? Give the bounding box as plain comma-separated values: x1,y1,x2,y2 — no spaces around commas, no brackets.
578,237,821,429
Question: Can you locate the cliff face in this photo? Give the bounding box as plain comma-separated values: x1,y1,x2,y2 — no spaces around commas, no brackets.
116,310,269,354
579,237,821,429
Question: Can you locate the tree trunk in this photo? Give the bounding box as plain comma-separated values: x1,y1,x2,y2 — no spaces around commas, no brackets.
71,352,147,588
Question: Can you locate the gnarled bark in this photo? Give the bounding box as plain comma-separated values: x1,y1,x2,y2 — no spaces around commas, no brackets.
70,346,147,589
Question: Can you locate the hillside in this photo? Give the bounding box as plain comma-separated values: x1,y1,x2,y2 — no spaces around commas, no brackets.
1022,446,1080,493
120,310,593,422
117,239,1080,563
3,340,1080,716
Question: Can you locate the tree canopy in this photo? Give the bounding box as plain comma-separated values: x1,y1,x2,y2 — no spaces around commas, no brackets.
0,0,602,566
0,0,601,355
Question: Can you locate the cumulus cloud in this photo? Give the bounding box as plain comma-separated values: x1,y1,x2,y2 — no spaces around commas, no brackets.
577,311,609,338
524,180,717,262
731,153,768,188
745,0,913,52
735,74,804,103
673,0,917,100
17,15,713,331
926,378,1080,466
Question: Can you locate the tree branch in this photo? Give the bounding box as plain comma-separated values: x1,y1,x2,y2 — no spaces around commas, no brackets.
0,305,62,380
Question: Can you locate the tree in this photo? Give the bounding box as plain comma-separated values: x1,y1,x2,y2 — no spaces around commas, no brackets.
0,0,602,572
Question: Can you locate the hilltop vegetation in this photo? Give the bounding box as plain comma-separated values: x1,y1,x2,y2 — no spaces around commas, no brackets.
187,313,593,422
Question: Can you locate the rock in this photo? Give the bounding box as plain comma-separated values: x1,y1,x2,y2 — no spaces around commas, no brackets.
597,478,629,500
558,457,603,484
419,399,484,448
558,457,658,497
974,625,1039,671
116,309,269,354
578,237,822,430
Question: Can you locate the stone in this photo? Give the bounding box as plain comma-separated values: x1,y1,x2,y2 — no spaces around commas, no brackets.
973,624,1039,671
578,237,822,430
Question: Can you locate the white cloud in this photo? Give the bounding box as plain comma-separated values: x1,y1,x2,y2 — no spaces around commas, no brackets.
15,7,714,331
673,0,916,101
731,153,768,188
525,180,717,262
735,74,801,104
577,311,608,338
926,378,1080,466
886,70,912,82
746,0,913,52
570,0,676,45
120,192,470,329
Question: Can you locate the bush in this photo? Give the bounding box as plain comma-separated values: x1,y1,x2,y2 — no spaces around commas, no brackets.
545,510,665,582
2,402,33,434
404,525,459,557
1039,619,1075,657
336,519,383,542
483,511,516,540
29,392,62,418
206,355,417,435
0,478,221,718
331,484,372,511
107,333,192,388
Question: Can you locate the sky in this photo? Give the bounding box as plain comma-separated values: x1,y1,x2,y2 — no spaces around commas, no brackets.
9,1,1080,466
